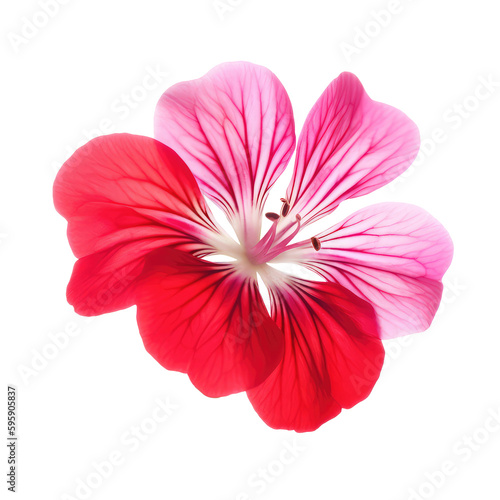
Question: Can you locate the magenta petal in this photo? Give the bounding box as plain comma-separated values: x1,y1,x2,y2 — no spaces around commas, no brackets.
154,62,296,245
287,73,420,224
280,203,453,339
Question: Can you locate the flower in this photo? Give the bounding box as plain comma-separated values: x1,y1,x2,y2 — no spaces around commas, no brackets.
53,62,453,432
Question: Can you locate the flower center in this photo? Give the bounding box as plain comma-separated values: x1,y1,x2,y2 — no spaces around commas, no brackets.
207,198,321,275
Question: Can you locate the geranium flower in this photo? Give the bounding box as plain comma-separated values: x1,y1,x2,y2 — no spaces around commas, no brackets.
54,62,453,432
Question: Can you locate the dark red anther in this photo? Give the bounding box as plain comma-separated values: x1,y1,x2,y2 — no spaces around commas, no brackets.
265,212,280,221
281,201,290,217
311,237,321,251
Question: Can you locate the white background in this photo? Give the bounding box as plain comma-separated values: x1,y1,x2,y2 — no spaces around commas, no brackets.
2,0,500,499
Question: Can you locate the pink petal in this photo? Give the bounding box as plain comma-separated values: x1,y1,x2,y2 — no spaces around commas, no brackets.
280,203,453,339
286,73,420,224
247,274,383,432
54,134,227,315
154,62,296,245
135,248,284,397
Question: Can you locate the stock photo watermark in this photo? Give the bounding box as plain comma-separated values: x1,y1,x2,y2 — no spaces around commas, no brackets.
0,231,7,248
388,74,499,192
434,275,467,321
228,438,306,500
60,396,178,500
213,0,246,21
7,0,73,54
339,0,418,63
16,264,141,385
6,386,18,493
51,64,171,174
352,274,466,390
16,318,91,385
405,405,500,500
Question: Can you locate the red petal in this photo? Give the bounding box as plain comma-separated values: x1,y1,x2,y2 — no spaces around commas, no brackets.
67,239,167,316
54,134,226,315
287,73,420,225
66,203,208,259
247,275,383,432
135,248,284,398
154,62,296,245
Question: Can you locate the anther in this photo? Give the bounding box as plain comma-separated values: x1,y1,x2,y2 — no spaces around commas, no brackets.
281,200,290,217
280,198,287,203
311,237,321,251
265,212,280,221
295,214,302,222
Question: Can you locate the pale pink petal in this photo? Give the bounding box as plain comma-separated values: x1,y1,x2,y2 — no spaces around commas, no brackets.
154,62,296,245
286,73,420,224
277,203,453,339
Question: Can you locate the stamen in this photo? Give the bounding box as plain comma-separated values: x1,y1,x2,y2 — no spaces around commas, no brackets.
248,204,303,265
252,220,279,258
311,237,321,251
260,216,302,263
265,212,280,221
